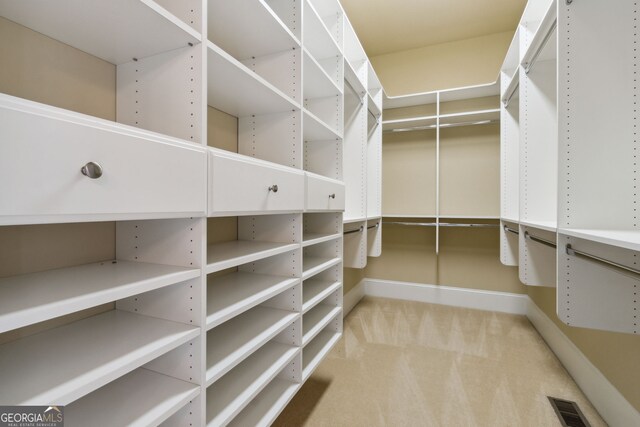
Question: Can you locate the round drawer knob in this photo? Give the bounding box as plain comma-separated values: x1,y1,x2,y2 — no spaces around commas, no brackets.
329,193,336,199
81,162,103,179
268,185,278,193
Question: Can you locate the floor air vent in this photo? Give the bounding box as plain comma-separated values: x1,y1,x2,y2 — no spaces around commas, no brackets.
548,397,592,427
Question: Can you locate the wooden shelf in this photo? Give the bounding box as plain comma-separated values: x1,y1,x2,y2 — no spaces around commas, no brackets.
302,304,342,345
520,220,557,233
303,1,341,61
206,306,298,386
303,109,343,142
208,0,299,59
207,41,300,117
560,229,640,252
0,0,200,65
302,232,341,248
206,342,299,426
303,49,342,99
302,256,342,280
0,260,199,334
207,272,299,330
0,310,199,405
206,240,299,274
228,376,299,427
302,330,341,381
65,368,199,427
303,280,342,313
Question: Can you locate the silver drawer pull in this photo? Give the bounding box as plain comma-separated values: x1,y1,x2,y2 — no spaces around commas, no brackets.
268,185,278,193
81,162,103,179
329,193,336,199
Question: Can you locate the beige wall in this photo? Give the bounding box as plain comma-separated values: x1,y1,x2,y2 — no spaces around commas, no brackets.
371,31,513,96
0,17,117,344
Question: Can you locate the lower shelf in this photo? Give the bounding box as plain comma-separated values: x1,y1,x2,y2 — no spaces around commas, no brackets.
302,280,342,313
206,341,299,426
0,310,199,405
302,256,341,280
65,368,199,427
302,305,342,346
228,377,299,427
302,330,341,381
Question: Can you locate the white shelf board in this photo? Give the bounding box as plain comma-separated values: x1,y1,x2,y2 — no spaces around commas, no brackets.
303,109,343,141
343,216,367,224
206,240,299,274
382,115,437,132
0,260,199,334
560,229,640,252
521,0,557,71
367,215,382,221
440,109,500,126
228,377,299,427
0,0,201,65
206,272,299,329
382,214,436,218
439,215,500,220
208,0,299,59
303,280,342,313
501,217,520,224
302,256,342,280
0,310,199,405
65,368,199,427
344,58,367,98
303,49,342,99
302,232,342,248
207,41,300,117
206,306,298,386
303,0,341,60
520,220,557,233
206,342,299,427
302,330,341,381
439,81,500,103
302,305,342,346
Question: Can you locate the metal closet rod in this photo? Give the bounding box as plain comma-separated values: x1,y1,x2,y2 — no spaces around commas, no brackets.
367,223,379,230
566,244,640,279
344,225,364,235
524,231,557,249
385,119,499,133
383,221,498,228
502,82,519,108
344,79,364,105
503,224,519,235
368,108,379,124
524,18,557,75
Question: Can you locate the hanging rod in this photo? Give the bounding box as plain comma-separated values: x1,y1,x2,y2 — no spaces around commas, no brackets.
524,19,557,74
384,119,499,133
566,244,640,279
344,79,364,105
502,81,519,108
524,231,556,249
383,222,498,228
367,223,379,230
503,224,519,235
344,225,364,235
368,108,380,123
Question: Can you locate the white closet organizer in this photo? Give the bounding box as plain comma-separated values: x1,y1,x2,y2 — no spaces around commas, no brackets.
556,0,639,334
342,13,383,269
383,82,501,253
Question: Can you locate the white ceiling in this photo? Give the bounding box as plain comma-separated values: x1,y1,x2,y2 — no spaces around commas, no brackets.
339,0,527,57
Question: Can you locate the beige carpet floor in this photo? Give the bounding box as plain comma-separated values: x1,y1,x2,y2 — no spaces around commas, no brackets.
274,297,606,427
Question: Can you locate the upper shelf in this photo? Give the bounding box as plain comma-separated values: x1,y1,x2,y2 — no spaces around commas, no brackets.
560,229,640,252
303,49,342,99
0,0,200,65
207,41,300,117
208,0,299,60
0,260,200,334
382,109,499,132
384,81,499,109
0,310,199,405
303,0,341,62
206,240,299,274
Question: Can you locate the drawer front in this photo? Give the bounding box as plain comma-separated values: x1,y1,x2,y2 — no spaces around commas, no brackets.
0,106,206,224
209,152,304,215
306,174,345,211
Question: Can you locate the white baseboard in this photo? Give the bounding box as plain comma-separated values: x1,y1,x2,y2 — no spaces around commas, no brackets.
343,279,365,317
363,278,528,315
526,300,640,427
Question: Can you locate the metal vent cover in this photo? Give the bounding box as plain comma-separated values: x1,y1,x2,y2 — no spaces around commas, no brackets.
548,396,592,427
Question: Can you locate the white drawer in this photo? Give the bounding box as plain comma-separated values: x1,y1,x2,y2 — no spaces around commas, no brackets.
0,98,207,225
209,150,305,215
305,173,345,211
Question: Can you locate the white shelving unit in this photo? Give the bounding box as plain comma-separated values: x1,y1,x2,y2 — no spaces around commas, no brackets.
0,0,390,422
